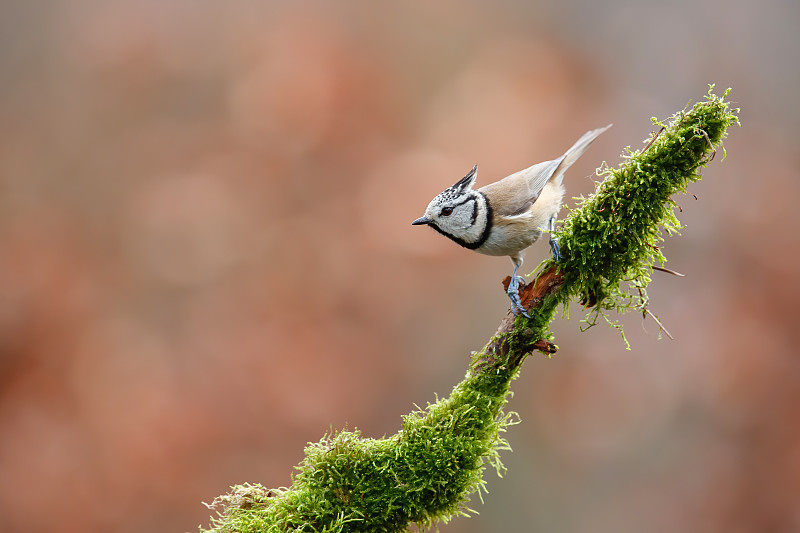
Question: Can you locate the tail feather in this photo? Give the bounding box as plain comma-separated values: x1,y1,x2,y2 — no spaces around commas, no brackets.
552,124,612,185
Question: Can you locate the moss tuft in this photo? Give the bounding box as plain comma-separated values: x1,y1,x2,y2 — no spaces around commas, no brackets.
555,86,739,337
203,373,517,533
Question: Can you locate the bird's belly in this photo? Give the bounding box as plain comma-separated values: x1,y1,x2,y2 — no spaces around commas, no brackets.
475,222,542,257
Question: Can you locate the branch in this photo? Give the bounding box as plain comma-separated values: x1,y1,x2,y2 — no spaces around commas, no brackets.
201,87,739,533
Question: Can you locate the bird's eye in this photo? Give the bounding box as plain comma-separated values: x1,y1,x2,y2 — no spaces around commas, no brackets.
441,207,454,217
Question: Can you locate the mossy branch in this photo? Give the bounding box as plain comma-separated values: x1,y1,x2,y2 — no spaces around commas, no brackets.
201,88,739,533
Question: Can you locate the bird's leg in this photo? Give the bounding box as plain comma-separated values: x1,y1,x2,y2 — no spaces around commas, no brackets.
507,258,530,318
548,215,563,262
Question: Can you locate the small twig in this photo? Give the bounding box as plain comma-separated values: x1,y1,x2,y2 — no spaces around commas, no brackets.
669,198,683,212
653,265,686,277
698,128,716,162
642,126,665,153
644,309,674,340
533,339,557,354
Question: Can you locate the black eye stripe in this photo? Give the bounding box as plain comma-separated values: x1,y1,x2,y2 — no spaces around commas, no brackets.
445,195,476,211
439,195,476,219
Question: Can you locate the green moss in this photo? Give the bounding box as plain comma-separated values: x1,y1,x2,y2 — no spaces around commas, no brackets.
201,88,738,533
204,371,517,533
555,86,739,337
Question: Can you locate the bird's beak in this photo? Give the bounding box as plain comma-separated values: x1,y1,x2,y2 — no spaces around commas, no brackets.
411,216,430,226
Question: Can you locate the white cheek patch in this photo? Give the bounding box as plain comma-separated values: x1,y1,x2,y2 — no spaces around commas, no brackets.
423,192,490,250
451,202,475,229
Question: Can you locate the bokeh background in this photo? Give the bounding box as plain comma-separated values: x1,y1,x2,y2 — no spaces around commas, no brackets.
1,1,798,532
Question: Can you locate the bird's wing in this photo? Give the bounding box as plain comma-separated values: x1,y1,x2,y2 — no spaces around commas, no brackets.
479,124,612,216
478,158,563,216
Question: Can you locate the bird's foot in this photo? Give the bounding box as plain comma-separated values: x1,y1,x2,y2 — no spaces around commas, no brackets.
549,236,563,263
507,275,531,318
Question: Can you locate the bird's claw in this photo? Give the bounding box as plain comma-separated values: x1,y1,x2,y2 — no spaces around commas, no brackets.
507,275,531,318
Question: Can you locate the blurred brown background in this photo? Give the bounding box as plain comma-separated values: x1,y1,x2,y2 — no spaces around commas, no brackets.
1,1,798,532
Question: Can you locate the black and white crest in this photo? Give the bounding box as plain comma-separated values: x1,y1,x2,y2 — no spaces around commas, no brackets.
439,164,478,201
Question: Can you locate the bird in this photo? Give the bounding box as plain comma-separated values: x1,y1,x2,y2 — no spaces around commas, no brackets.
411,124,611,317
